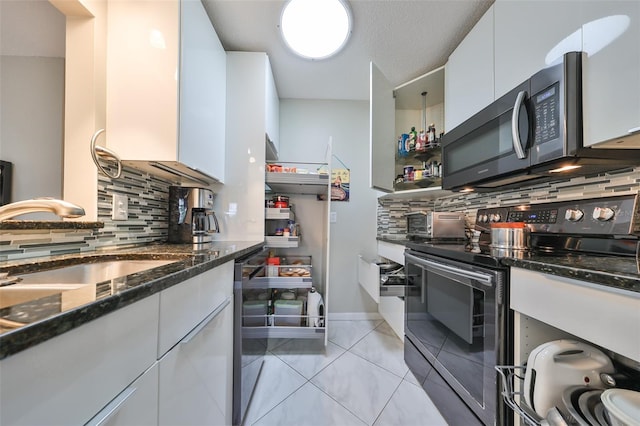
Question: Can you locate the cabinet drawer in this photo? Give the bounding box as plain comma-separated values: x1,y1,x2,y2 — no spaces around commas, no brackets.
159,297,234,426
0,295,159,426
377,241,405,265
158,261,233,356
86,363,159,426
379,295,404,341
358,255,380,303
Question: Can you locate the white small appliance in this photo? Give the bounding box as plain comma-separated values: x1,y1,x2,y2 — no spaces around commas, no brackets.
306,287,324,328
523,339,615,418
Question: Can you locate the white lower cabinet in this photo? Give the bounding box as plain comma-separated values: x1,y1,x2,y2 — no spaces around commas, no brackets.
0,294,159,426
87,363,159,426
158,296,234,426
0,261,236,426
158,261,235,426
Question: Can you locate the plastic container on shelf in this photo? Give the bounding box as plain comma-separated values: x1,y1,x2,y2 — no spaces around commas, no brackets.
274,300,303,326
243,301,268,326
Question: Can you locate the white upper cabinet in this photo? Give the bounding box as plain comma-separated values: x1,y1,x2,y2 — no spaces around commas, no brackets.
265,63,280,157
106,0,226,182
445,5,494,130
582,1,640,148
179,0,227,180
493,0,584,99
369,62,396,192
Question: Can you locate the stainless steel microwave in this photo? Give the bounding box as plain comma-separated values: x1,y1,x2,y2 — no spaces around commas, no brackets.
441,51,640,191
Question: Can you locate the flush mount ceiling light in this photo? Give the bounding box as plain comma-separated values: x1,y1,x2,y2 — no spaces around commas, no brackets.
279,0,352,60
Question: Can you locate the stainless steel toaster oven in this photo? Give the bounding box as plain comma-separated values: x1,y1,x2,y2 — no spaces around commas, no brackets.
406,211,466,240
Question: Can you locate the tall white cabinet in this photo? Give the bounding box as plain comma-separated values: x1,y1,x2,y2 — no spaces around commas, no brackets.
219,52,279,241
105,0,226,182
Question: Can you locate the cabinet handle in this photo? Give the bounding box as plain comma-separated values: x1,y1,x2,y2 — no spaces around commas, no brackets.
511,90,528,160
85,386,137,426
628,127,640,134
181,296,231,345
90,129,122,179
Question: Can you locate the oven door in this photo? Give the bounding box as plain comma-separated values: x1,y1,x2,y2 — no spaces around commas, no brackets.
404,250,509,426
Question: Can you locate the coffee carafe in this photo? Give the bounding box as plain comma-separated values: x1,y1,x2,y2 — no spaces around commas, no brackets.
168,186,220,244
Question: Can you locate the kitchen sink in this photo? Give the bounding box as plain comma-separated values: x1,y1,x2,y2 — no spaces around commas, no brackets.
0,283,96,310
0,260,178,311
14,259,177,285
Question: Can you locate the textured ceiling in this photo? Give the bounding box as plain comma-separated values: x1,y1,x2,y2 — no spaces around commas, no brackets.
202,0,494,102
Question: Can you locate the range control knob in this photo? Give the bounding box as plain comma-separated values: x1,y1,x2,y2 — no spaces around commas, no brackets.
489,213,502,223
564,209,584,222
478,214,489,223
592,207,615,221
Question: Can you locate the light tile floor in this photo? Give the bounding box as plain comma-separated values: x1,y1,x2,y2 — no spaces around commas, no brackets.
244,320,448,426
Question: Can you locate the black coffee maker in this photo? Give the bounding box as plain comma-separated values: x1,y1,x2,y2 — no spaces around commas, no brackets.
168,186,220,244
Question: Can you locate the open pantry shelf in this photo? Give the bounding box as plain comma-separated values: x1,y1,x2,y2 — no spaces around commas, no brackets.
265,236,300,248
265,173,330,195
247,276,313,290
242,325,326,339
265,207,295,220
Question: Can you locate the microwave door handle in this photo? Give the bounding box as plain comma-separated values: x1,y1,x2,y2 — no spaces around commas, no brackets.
511,90,528,159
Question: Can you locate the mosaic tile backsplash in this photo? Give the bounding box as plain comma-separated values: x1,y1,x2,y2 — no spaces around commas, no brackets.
1,165,172,261
378,166,640,238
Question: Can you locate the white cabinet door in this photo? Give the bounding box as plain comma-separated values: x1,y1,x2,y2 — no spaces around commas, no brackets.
179,0,227,181
265,56,280,156
358,255,380,303
106,0,226,181
369,62,396,192
86,363,159,426
0,295,159,426
445,5,495,130
493,0,584,99
106,0,180,162
158,261,234,357
158,297,234,426
582,1,640,147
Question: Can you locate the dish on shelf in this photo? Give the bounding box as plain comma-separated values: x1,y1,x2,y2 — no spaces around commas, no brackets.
601,388,640,426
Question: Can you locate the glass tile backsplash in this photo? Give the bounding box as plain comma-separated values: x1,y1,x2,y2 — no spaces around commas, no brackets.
1,165,172,261
378,167,640,239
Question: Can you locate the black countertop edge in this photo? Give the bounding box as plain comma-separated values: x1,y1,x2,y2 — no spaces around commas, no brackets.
500,257,640,294
0,220,105,230
0,241,264,360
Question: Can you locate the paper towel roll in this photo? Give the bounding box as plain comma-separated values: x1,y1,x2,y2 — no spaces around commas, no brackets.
307,288,324,328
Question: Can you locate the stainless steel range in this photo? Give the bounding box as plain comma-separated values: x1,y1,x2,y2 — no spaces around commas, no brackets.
403,194,640,426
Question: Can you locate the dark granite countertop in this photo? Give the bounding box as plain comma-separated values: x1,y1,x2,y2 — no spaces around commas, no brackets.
0,220,104,230
0,241,264,359
377,235,639,293
501,254,640,293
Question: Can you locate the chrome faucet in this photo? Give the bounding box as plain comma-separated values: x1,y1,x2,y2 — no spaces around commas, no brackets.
0,198,86,221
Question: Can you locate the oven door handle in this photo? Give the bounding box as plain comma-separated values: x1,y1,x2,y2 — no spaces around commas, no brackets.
406,253,494,288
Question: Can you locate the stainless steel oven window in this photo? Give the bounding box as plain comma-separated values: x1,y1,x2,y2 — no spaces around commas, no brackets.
404,252,507,425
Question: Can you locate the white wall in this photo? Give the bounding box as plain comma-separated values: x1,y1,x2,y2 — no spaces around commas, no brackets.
0,0,65,218
279,99,379,316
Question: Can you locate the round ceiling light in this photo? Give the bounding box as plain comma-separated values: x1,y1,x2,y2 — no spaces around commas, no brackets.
280,0,352,60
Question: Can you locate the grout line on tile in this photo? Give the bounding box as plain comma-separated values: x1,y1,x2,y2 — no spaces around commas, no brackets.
370,378,404,426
